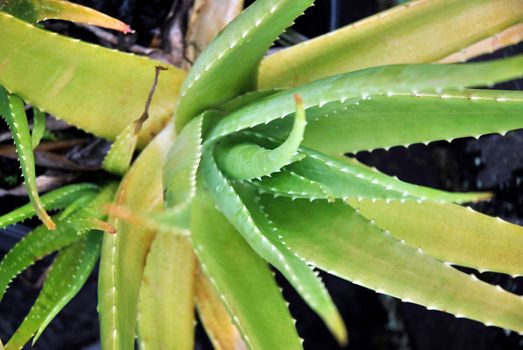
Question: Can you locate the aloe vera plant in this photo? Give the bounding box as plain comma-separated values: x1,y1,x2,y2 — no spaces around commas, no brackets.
2,0,523,348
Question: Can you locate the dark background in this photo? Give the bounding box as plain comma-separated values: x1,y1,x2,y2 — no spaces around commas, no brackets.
1,0,523,349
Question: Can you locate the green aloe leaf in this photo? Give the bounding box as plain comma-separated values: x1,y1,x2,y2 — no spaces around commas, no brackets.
291,148,490,203
99,125,175,350
258,0,523,88
0,87,54,229
349,199,523,277
219,89,284,114
216,95,306,180
237,184,347,344
0,183,99,229
164,115,204,209
261,195,523,333
138,232,196,350
5,232,102,350
191,186,303,350
0,0,131,32
0,184,116,301
0,217,93,302
259,89,523,155
251,166,333,200
0,12,185,146
207,57,523,144
201,150,346,342
245,133,488,203
102,122,139,176
175,0,314,129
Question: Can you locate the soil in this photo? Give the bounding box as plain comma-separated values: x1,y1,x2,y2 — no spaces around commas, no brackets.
1,1,523,349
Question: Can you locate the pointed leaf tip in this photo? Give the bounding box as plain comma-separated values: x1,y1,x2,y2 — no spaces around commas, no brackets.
0,0,133,33
89,219,116,234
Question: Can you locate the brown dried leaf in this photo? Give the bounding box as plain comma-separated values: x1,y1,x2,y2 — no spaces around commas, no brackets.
185,0,244,62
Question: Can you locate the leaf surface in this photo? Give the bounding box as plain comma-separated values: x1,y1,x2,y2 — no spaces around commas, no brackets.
191,187,303,350
245,133,489,203
164,115,204,208
349,199,523,276
175,0,314,129
296,89,523,154
201,150,346,342
261,196,523,333
138,232,196,350
0,12,185,145
208,57,523,145
99,125,175,350
259,0,523,88
102,122,139,176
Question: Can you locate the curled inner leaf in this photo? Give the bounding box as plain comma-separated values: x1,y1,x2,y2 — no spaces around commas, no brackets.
215,94,306,180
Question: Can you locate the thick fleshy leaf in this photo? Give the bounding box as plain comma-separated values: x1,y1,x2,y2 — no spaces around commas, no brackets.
0,218,90,301
0,12,185,145
164,115,204,208
0,183,98,228
191,187,303,350
261,196,523,333
0,88,54,229
291,148,490,203
0,0,131,32
238,185,347,344
258,0,523,88
5,232,102,350
257,89,523,155
245,133,489,203
102,122,139,176
175,0,314,129
0,184,116,301
349,199,523,277
138,231,196,350
207,57,523,144
196,270,247,350
216,95,306,180
99,125,175,350
219,89,283,114
201,150,346,342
